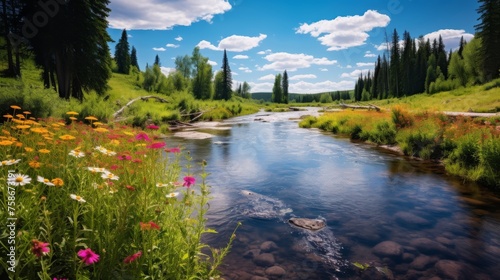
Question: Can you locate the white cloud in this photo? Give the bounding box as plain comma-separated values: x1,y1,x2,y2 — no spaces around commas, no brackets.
153,47,166,51
423,29,474,50
166,44,179,48
346,65,353,68
233,55,249,59
260,52,337,71
257,49,272,55
356,62,374,67
108,0,232,30
208,60,218,66
232,72,239,76
127,34,133,38
296,10,390,51
258,74,275,81
197,34,267,52
320,68,329,72
290,80,354,93
341,69,371,79
175,36,183,41
238,67,252,73
364,51,376,58
289,74,317,80
249,82,274,93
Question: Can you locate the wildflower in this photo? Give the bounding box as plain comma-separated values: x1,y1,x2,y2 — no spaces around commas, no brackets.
156,183,169,188
135,132,151,142
183,176,196,188
146,124,159,130
140,221,160,231
0,159,21,166
109,164,119,171
51,178,64,187
94,127,109,133
165,147,181,153
66,111,79,115
70,194,86,203
59,134,75,140
0,140,13,146
69,149,85,158
166,192,179,198
39,149,50,154
123,251,142,264
101,172,119,181
117,154,131,161
84,116,98,121
31,240,50,257
8,174,31,186
29,160,41,169
125,185,135,191
69,117,77,121
93,122,103,126
25,147,34,152
110,139,120,146
132,159,142,164
87,167,109,173
37,176,55,186
16,125,31,129
10,105,21,110
146,142,166,149
77,248,99,265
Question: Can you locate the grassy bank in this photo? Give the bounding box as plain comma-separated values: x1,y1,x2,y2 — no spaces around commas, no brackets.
1,106,238,279
300,107,500,188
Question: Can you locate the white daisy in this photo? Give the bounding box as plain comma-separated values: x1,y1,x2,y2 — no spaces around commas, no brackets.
70,194,86,203
156,183,169,188
1,159,21,166
101,171,119,181
8,173,31,186
37,176,55,186
69,149,85,158
166,192,179,198
86,167,109,173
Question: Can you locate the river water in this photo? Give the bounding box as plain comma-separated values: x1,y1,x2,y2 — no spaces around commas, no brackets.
167,109,500,280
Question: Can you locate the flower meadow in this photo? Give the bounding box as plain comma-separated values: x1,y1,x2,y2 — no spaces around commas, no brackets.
0,106,238,279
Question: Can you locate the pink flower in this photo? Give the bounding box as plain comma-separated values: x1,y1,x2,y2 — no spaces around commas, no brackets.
146,124,159,130
183,176,196,188
165,147,181,153
117,154,132,161
77,248,100,265
125,185,135,191
132,159,142,164
31,239,50,257
110,164,119,170
124,251,142,263
140,221,160,231
146,142,166,149
135,132,151,142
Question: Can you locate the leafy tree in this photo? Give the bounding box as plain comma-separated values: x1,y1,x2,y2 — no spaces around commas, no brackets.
475,0,500,80
448,51,467,87
463,37,485,84
272,73,282,103
319,93,332,103
130,46,139,71
282,70,289,103
242,81,251,99
192,57,213,100
425,54,437,93
115,29,131,74
213,71,224,100
221,49,232,100
175,55,192,78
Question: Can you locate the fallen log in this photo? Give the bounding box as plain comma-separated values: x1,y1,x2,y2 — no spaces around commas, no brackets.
112,95,169,118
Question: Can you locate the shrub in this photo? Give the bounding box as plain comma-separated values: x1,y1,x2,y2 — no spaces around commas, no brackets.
391,106,413,129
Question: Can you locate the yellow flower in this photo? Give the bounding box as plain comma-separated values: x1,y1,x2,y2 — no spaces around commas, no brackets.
2,129,10,135
31,128,49,134
12,119,23,124
59,134,76,140
94,127,109,133
10,105,21,110
23,111,31,115
25,147,34,152
51,178,64,187
39,149,50,154
66,111,79,115
0,140,13,146
85,116,98,121
16,114,25,119
93,122,103,126
16,125,31,129
123,131,134,136
69,117,78,121
15,142,22,147
29,160,41,168
3,114,13,119
109,139,120,146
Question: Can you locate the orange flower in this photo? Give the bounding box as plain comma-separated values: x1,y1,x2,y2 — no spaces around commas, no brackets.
59,134,76,140
39,149,50,154
10,105,21,110
0,140,13,146
24,147,34,152
94,127,109,133
16,125,31,129
85,116,98,121
51,178,64,187
66,111,79,115
29,160,41,169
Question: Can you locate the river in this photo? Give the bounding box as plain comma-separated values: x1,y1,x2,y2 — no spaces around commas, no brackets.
166,108,500,280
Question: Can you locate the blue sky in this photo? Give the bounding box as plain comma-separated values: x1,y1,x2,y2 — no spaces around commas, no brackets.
107,0,479,93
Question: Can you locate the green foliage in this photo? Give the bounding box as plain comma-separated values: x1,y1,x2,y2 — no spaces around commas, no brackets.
391,106,414,129
114,29,131,74
0,86,60,119
319,93,333,103
298,116,318,128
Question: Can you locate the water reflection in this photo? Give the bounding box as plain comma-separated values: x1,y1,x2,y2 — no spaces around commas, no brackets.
167,110,500,279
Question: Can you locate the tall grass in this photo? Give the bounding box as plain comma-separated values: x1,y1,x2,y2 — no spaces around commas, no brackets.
0,105,238,279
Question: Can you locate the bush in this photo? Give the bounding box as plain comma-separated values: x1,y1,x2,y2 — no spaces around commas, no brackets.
298,116,317,128
391,106,413,129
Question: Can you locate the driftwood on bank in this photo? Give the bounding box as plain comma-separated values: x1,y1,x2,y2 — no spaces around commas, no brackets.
112,95,169,119
339,103,381,111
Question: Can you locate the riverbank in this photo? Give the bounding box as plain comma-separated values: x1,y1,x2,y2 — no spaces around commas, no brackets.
299,107,500,189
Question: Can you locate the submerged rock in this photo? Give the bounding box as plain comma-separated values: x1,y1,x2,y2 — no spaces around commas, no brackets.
372,241,404,259
435,260,467,280
260,241,278,252
265,266,286,277
288,217,326,230
394,211,433,227
254,253,275,267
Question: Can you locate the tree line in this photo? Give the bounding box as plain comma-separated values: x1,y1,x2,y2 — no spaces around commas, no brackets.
354,0,500,101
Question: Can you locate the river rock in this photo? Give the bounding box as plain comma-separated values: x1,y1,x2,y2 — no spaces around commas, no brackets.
254,253,275,267
436,236,454,247
409,255,435,270
243,249,261,259
372,241,403,259
260,241,278,252
251,276,269,280
288,217,326,230
265,266,286,277
409,238,450,256
394,211,432,227
435,260,466,280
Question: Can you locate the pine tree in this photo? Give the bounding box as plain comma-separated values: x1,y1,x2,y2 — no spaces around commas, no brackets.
154,55,160,66
437,35,449,79
389,29,401,97
130,46,139,71
115,29,131,74
221,49,232,100
401,31,416,95
475,0,500,80
282,70,289,103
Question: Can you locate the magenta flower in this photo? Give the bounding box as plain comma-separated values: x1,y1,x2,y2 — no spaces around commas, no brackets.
77,248,100,265
183,176,196,188
124,251,142,263
135,132,151,142
31,239,50,257
146,142,166,149
146,124,159,130
165,147,181,153
117,154,132,161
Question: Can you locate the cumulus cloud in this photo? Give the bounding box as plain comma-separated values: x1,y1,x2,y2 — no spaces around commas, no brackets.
153,47,166,51
108,0,232,30
289,80,354,93
423,29,474,50
257,49,272,55
296,10,390,51
175,36,183,41
258,74,275,81
289,74,317,80
233,55,249,59
208,60,218,66
260,52,337,72
356,62,374,67
320,68,329,72
364,51,376,58
197,34,267,52
341,69,371,79
238,67,252,73
166,44,179,48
